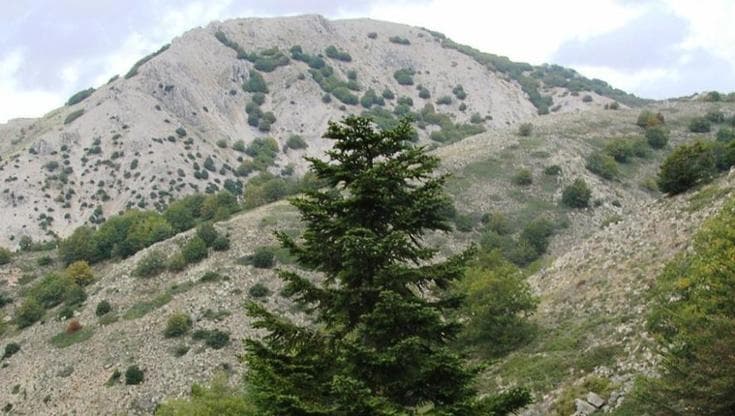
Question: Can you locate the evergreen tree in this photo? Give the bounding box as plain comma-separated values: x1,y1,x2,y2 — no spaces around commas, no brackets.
244,116,530,415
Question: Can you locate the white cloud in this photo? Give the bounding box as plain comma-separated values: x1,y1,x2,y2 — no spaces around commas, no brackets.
0,49,65,122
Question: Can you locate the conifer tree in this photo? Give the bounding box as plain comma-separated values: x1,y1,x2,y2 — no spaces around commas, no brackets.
244,116,530,415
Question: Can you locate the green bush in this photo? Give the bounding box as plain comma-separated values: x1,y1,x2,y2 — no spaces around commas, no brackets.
66,88,95,106
167,253,187,272
155,374,256,415
164,312,193,337
211,235,230,251
15,298,44,328
324,45,351,62
125,44,169,78
331,87,358,105
248,282,271,298
243,70,268,94
436,95,452,105
182,237,208,264
544,165,562,176
0,247,11,265
636,110,664,128
125,365,144,385
286,134,308,150
520,218,555,254
481,212,513,235
389,36,410,45
657,141,717,194
250,247,275,268
585,151,619,180
196,223,219,247
645,126,669,149
2,342,20,360
689,117,711,133
134,250,167,278
561,178,592,208
705,109,725,123
393,68,414,85
96,300,112,317
382,88,395,100
193,329,230,349
452,84,467,100
716,127,735,143
518,123,533,137
360,89,384,108
65,260,94,286
64,109,85,125
511,169,533,186
418,86,431,99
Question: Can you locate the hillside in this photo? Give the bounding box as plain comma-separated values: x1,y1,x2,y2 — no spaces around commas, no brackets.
0,15,634,248
1,98,734,414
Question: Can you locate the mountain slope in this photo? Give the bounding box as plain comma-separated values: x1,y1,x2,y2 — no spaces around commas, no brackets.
0,15,630,248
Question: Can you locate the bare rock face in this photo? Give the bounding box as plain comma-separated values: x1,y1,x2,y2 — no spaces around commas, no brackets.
0,15,619,248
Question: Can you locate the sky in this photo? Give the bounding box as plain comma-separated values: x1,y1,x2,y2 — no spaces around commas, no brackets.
1,0,734,123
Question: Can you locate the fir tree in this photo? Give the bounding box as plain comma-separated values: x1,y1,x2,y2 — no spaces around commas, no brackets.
244,116,530,415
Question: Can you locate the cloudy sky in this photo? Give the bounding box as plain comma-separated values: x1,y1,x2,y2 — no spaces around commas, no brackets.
1,0,734,122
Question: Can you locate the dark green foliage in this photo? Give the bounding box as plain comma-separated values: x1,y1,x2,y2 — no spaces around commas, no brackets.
125,44,169,78
247,48,290,72
561,179,592,208
360,88,385,108
470,113,484,124
249,247,275,268
286,134,308,150
331,87,358,105
512,169,533,186
389,35,411,45
367,32,377,39
456,252,537,357
0,247,10,265
436,95,453,105
251,92,266,105
181,237,208,264
585,151,619,180
544,165,562,176
520,218,555,254
705,109,725,123
27,273,75,308
308,64,360,103
196,223,219,247
716,127,735,142
418,86,431,99
2,343,20,360
212,235,230,251
66,88,95,106
232,140,246,152
393,68,415,85
418,103,485,143
642,198,735,414
164,312,193,337
0,292,11,308
243,70,268,94
381,88,394,99
290,45,326,69
95,300,112,317
64,109,85,124
645,126,669,149
518,123,533,137
325,45,352,62
193,329,230,349
134,250,167,278
657,141,717,194
125,365,144,385
689,117,712,133
245,137,279,169
248,282,271,298
244,116,528,415
453,84,467,100
14,298,44,328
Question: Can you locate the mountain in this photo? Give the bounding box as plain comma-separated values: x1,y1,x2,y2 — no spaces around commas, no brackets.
0,14,638,249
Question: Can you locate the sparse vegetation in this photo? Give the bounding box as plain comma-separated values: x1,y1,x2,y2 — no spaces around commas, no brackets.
561,179,592,208
125,44,170,78
66,88,95,106
518,123,533,137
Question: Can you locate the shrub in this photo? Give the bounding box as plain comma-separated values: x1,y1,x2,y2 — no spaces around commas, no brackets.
518,123,533,137
249,282,271,298
243,70,268,94
211,235,230,251
125,365,144,385
470,113,483,124
367,32,378,39
134,250,167,278
167,252,187,271
286,134,308,150
64,109,85,125
96,300,112,317
585,151,619,180
716,127,735,143
389,36,410,45
232,140,246,152
66,88,95,106
705,109,725,123
360,89,384,108
393,68,414,86
658,141,717,194
418,87,431,99
452,85,467,100
481,212,513,235
645,126,669,149
196,223,219,247
689,117,711,133
324,45,351,62
544,165,562,176
65,261,94,286
2,342,20,360
66,319,82,333
382,88,395,100
511,169,533,186
15,298,44,328
250,247,275,268
193,329,230,349
436,95,452,105
562,178,592,208
582,94,593,103
164,312,193,337
0,247,11,265
520,218,555,254
182,237,208,264
331,87,358,105
636,110,664,128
